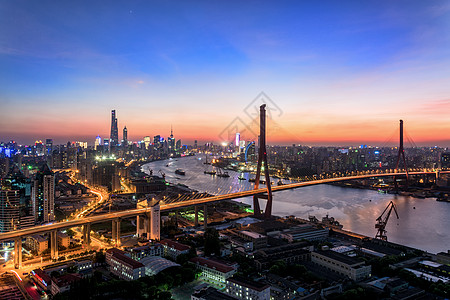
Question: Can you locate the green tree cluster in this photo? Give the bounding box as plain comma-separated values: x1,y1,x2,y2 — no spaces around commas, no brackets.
54,264,200,300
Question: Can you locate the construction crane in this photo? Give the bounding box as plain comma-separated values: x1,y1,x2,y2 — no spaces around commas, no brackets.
375,201,399,241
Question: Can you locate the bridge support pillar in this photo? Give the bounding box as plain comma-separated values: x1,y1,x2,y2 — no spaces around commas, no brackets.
50,230,58,260
145,212,151,239
83,223,91,250
14,237,22,269
194,206,199,227
112,219,120,247
203,204,207,230
112,220,117,243
146,204,160,241
137,201,160,241
253,104,273,219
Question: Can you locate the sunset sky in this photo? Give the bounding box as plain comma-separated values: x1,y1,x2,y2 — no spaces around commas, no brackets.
1,1,450,146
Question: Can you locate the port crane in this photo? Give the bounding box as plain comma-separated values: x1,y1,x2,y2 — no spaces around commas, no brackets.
375,201,399,241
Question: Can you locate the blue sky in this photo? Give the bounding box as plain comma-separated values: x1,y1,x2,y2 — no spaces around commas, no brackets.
1,1,450,145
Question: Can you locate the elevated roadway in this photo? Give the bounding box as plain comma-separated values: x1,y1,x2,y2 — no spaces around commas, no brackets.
1,170,445,243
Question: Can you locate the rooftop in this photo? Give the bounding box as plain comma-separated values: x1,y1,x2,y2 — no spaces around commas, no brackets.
227,275,270,292
313,250,364,266
52,273,82,288
140,256,180,275
282,225,328,235
107,248,144,269
190,257,236,274
240,230,266,239
31,269,52,287
129,243,163,252
419,260,442,268
160,239,191,252
192,287,237,300
30,234,47,242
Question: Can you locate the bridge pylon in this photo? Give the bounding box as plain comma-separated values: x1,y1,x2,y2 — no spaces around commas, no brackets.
394,120,409,188
253,104,273,219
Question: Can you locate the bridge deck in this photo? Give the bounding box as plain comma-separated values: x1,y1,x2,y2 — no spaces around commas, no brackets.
0,171,444,242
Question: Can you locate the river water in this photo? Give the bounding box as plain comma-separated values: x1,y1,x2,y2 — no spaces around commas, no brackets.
143,156,450,254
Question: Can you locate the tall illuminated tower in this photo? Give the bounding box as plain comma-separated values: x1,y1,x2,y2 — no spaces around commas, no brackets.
168,126,175,153
110,110,119,146
123,126,128,145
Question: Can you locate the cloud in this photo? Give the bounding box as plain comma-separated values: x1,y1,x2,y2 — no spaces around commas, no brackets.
413,98,450,116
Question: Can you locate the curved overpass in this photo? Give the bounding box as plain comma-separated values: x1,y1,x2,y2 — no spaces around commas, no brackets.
0,170,446,242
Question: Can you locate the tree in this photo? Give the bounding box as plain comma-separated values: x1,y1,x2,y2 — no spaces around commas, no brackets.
50,270,60,278
65,228,76,237
93,250,105,263
204,228,220,256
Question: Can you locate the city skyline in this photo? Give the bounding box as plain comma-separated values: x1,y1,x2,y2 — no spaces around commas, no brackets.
1,1,450,146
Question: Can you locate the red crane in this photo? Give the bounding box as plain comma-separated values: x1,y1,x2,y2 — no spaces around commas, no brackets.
375,201,399,241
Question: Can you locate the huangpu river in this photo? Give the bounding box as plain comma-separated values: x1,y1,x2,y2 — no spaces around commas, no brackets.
144,155,450,254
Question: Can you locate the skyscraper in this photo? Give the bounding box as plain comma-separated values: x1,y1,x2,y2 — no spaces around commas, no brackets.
123,126,128,146
110,110,119,146
2,165,35,229
32,163,55,224
0,190,20,233
95,135,102,150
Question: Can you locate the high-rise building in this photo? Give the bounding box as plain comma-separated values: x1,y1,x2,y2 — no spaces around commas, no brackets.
0,190,20,233
3,165,33,215
123,126,128,146
153,135,161,149
95,135,102,150
32,164,55,224
45,139,53,155
110,110,119,146
143,136,151,150
92,159,120,192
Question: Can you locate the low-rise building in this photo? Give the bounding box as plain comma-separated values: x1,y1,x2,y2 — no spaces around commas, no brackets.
26,235,48,254
58,232,70,248
160,239,191,260
75,259,93,276
254,242,311,270
236,231,267,249
50,273,82,295
192,286,238,300
264,274,305,300
127,243,164,261
311,250,371,281
30,269,52,292
190,257,237,287
225,276,270,300
280,224,328,242
106,248,145,281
